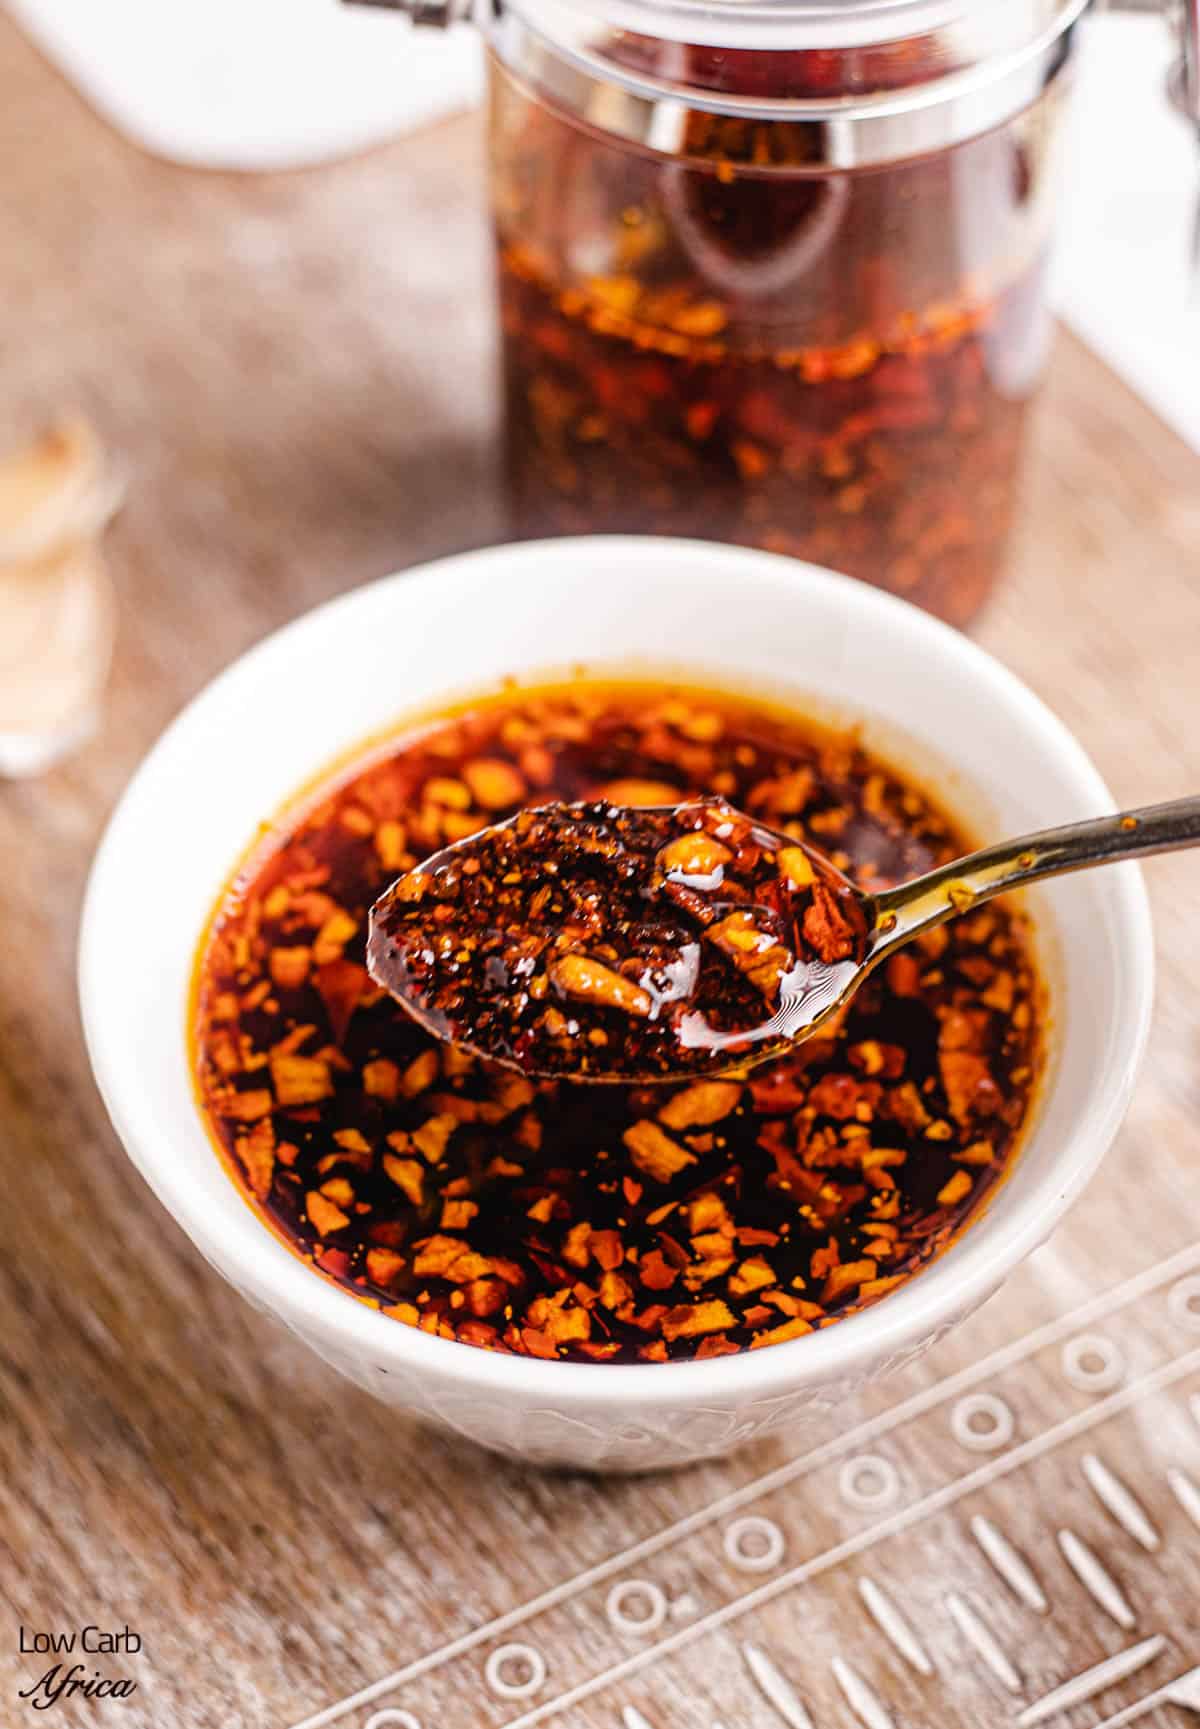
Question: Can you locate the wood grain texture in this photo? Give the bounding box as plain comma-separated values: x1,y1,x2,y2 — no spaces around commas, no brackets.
1,13,1198,1727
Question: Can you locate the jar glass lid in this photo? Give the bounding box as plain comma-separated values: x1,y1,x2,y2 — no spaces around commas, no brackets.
505,0,1069,52
490,0,1087,165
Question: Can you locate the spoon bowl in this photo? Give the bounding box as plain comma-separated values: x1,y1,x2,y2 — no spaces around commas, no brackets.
368,797,871,1081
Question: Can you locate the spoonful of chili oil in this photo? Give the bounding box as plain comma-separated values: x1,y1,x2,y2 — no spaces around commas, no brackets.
367,794,1199,1083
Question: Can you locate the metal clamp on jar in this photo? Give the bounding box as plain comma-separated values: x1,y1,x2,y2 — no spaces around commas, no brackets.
351,0,1198,626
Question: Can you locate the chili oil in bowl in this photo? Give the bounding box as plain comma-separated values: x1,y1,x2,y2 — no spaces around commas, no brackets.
193,682,1041,1366
79,538,1153,1470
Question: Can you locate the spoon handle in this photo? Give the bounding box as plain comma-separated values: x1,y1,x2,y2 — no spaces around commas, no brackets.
868,795,1200,960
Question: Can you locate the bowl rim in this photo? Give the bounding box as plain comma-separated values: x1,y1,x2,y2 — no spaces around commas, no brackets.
78,535,1155,1411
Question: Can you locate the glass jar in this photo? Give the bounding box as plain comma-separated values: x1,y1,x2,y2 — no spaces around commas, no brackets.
353,0,1197,626
485,0,1089,626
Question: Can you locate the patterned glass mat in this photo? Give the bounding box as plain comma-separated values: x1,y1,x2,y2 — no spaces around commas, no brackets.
284,1208,1200,1729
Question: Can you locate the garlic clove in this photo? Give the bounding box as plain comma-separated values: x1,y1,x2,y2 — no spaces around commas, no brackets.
0,418,121,778
0,415,124,566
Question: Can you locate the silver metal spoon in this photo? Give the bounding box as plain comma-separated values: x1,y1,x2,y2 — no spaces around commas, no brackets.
369,795,1195,1082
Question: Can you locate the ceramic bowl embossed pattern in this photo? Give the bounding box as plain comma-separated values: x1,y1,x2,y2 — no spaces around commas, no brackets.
79,539,1153,1471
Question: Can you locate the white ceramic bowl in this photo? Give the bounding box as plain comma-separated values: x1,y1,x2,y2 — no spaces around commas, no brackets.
79,538,1153,1472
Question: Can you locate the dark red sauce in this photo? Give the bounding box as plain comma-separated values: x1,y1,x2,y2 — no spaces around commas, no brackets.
192,682,1041,1363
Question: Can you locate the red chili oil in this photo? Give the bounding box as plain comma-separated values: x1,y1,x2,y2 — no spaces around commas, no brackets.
492,49,1054,626
192,681,1041,1364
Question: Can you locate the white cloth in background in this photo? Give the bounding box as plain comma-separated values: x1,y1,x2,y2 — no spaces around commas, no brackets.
4,0,483,170
1052,13,1199,455
6,2,1197,450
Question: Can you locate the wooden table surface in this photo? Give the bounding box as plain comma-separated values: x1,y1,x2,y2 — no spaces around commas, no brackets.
3,14,1200,1729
